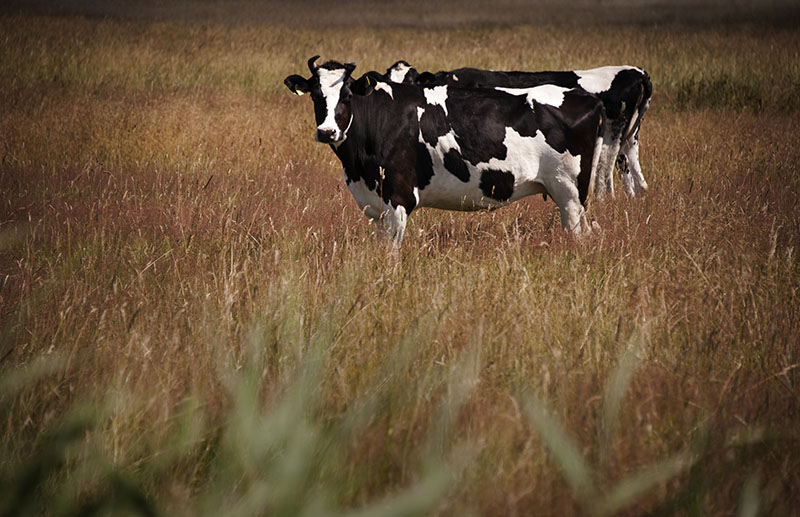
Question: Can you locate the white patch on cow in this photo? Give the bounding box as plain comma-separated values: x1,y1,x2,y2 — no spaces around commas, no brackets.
452,74,459,82
345,170,408,247
423,85,449,116
575,65,640,94
374,82,393,99
317,67,348,140
496,85,570,108
387,62,411,83
430,130,460,155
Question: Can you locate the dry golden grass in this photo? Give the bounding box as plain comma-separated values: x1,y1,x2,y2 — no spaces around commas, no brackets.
1,11,799,516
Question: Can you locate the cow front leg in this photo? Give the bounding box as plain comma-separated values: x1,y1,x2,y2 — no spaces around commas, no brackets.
354,200,408,251
373,203,409,250
345,171,411,249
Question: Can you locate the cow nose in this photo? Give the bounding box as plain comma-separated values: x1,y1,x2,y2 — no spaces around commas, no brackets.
316,128,337,143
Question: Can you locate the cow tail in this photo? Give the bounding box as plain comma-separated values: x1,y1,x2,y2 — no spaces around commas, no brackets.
622,70,652,144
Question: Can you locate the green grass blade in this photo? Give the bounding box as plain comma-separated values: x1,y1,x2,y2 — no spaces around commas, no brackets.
0,354,66,396
599,329,645,464
597,451,693,516
737,473,760,517
522,392,597,505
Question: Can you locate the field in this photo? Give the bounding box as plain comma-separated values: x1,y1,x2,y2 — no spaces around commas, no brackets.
1,4,800,515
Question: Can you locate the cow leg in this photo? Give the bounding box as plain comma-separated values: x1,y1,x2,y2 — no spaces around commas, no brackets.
345,172,412,249
545,178,589,235
354,199,409,250
594,122,623,199
617,153,636,197
621,133,648,195
373,203,409,249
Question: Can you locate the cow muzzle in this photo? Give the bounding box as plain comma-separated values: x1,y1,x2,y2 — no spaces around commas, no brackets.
316,127,340,143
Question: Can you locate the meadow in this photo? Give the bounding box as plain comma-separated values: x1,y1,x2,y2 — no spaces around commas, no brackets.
1,8,799,515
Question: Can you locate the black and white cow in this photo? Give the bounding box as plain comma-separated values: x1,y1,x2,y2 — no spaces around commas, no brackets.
284,56,606,247
385,62,652,198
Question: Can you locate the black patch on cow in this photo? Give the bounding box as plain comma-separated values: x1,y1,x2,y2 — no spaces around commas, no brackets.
479,169,515,201
443,88,513,165
415,141,434,189
552,91,605,205
422,68,581,91
418,104,448,147
507,109,540,139
442,148,470,182
616,153,630,177
531,103,570,154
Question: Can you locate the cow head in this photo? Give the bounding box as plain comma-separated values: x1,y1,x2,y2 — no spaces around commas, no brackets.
284,56,363,144
385,60,419,83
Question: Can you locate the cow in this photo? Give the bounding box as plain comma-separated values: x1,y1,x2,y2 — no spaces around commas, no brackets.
384,61,652,199
284,56,606,248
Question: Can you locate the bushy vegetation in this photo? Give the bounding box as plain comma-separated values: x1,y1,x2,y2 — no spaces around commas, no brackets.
1,11,799,515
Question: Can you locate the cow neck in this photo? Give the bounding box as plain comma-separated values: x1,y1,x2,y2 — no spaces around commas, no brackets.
330,94,366,173
330,92,392,185
331,116,357,178
331,133,354,168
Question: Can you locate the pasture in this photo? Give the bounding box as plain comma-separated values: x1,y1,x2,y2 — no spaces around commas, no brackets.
1,6,799,515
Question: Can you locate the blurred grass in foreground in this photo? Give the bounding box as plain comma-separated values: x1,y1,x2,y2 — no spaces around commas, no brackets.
1,291,475,516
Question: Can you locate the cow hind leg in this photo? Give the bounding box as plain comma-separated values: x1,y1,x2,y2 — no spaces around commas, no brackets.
595,120,625,199
545,178,589,235
621,134,648,195
617,153,636,197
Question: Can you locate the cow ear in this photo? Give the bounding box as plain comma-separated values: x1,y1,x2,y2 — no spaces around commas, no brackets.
352,73,376,96
284,74,310,96
344,61,357,75
417,71,436,85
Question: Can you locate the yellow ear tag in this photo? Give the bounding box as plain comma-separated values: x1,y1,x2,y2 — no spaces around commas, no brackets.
294,90,305,96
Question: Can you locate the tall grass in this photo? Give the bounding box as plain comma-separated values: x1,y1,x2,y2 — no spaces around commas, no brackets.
1,11,799,515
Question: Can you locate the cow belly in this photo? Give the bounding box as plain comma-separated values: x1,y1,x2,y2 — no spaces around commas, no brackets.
416,176,547,211
417,128,577,211
345,172,415,219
